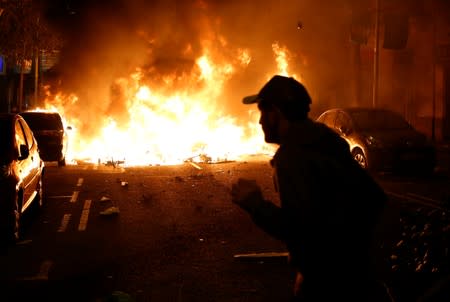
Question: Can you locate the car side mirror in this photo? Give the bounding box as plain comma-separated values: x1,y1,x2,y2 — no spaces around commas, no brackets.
18,144,29,160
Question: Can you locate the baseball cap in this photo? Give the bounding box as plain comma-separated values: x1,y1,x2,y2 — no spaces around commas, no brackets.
242,75,311,120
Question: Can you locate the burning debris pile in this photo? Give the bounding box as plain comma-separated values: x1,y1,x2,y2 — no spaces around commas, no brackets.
35,0,361,167
40,54,283,167
37,0,332,167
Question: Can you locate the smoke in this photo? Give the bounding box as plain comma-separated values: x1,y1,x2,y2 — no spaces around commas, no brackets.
45,0,355,136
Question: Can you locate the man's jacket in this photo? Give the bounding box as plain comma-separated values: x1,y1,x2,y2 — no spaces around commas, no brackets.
249,118,387,278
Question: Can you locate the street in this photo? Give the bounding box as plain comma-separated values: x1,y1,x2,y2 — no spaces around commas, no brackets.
1,1,450,301
0,158,449,302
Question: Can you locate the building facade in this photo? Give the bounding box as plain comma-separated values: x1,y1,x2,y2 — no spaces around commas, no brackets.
351,0,450,142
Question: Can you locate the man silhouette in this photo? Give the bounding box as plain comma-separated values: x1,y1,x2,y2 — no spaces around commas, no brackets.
231,75,387,301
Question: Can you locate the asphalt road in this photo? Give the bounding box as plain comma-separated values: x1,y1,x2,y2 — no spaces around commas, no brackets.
0,158,448,302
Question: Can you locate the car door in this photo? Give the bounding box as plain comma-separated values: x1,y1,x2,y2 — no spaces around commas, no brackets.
334,111,360,151
15,118,40,210
14,118,32,207
334,111,352,137
21,117,41,182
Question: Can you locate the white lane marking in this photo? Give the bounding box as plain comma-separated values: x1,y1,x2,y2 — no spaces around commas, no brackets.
76,178,84,187
22,260,53,281
57,214,72,232
70,191,79,203
78,200,92,231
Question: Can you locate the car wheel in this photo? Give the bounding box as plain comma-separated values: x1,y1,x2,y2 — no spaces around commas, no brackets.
58,157,66,167
352,148,368,170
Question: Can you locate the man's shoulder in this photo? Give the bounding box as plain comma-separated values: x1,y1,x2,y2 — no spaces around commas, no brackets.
273,143,325,167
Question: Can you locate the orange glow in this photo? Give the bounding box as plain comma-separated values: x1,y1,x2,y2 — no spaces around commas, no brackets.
38,45,300,166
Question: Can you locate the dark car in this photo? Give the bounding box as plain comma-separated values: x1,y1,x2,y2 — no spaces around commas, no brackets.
19,111,70,166
316,107,437,173
0,113,45,242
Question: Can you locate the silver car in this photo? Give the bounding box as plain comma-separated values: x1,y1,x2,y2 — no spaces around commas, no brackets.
316,107,437,173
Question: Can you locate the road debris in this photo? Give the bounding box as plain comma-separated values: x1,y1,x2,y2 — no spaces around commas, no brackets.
16,239,33,245
388,206,449,273
185,154,212,164
100,206,120,216
233,251,289,263
102,290,135,302
104,159,125,168
141,193,153,204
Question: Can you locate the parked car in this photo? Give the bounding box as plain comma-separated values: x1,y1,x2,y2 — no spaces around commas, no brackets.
0,113,45,242
316,107,437,173
19,111,70,166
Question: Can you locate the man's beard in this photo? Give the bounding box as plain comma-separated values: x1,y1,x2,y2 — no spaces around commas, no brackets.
263,124,280,144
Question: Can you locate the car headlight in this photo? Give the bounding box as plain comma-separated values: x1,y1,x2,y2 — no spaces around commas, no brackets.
365,135,383,147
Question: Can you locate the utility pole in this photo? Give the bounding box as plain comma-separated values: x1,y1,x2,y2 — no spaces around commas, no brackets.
34,17,39,107
18,61,24,111
372,0,380,108
431,1,437,141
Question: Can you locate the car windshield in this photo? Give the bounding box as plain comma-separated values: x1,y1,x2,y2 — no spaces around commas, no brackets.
0,119,13,161
20,113,63,130
350,110,411,131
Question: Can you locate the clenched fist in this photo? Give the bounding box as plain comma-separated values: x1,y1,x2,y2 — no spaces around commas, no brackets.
231,178,264,212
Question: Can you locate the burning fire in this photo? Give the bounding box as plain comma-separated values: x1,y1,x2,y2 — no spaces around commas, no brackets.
37,43,299,166
272,42,301,81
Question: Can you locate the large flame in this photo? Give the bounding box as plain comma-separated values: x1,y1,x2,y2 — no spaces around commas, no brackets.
37,43,299,166
272,42,301,81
